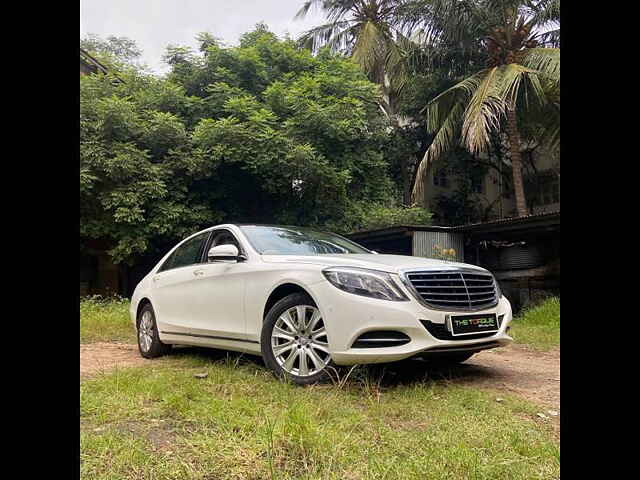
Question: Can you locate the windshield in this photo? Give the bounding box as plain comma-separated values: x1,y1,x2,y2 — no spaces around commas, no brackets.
239,226,371,255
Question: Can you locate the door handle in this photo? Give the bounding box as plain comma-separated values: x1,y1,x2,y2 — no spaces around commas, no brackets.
152,276,160,283
193,269,205,276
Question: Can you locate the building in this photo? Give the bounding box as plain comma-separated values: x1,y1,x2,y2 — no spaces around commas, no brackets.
421,142,560,224
347,211,560,313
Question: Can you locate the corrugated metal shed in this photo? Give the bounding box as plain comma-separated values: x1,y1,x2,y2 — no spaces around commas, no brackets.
412,230,465,261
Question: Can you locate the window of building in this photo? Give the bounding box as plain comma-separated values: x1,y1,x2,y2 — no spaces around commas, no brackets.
471,176,484,194
538,173,560,205
433,169,448,187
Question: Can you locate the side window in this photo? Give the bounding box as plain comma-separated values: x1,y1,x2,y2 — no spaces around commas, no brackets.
158,232,209,272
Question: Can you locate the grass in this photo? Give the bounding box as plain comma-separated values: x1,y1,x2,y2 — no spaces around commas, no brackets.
81,353,559,480
80,298,560,479
80,296,136,344
510,297,560,351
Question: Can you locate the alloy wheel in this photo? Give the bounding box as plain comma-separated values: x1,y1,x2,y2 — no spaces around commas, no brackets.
271,305,330,377
139,310,154,353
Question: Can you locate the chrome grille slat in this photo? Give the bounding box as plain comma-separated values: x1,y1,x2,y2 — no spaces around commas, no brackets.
404,269,498,310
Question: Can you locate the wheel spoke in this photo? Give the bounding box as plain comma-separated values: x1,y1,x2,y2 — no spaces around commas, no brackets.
311,343,330,354
309,310,322,332
298,349,309,376
279,312,298,334
273,326,294,342
311,328,327,342
273,341,295,358
295,306,307,331
306,347,324,370
283,348,300,371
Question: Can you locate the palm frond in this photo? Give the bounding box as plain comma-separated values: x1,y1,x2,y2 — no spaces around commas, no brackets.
461,67,508,154
529,0,560,27
495,63,546,110
520,48,560,82
298,20,356,53
352,20,388,74
411,71,486,203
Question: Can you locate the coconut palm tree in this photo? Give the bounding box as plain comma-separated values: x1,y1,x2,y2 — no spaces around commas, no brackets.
296,1,411,124
297,1,420,201
409,0,560,216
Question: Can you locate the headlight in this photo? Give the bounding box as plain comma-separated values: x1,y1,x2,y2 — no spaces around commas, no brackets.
322,267,409,301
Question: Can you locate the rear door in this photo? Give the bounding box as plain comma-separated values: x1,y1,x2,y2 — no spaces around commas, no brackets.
150,231,211,333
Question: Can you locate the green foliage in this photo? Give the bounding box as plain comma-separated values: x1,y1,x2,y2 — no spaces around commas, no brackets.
328,204,432,233
432,147,496,225
511,296,560,351
81,33,142,64
81,26,429,264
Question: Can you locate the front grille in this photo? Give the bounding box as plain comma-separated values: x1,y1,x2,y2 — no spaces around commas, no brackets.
421,317,503,341
405,270,498,310
351,331,411,348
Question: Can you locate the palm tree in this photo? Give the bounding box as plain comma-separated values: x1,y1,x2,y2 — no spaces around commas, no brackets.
297,1,426,203
409,0,560,217
296,1,408,122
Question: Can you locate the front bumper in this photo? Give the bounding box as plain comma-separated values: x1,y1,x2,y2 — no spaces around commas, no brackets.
309,278,513,366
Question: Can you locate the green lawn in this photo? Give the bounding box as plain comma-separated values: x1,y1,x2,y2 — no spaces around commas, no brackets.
80,298,559,479
81,353,559,480
80,297,136,344
510,297,560,351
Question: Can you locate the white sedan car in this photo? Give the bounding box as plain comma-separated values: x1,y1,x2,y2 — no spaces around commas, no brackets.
131,224,513,384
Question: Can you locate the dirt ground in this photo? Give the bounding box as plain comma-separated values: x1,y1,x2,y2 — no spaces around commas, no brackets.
80,343,150,378
80,342,559,412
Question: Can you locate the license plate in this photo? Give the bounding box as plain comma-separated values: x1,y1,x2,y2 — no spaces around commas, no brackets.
449,313,499,336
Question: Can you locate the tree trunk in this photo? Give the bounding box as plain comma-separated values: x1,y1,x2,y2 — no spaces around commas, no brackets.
382,93,413,206
505,107,529,217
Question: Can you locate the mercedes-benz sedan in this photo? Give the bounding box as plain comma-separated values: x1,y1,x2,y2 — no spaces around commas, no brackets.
131,224,513,384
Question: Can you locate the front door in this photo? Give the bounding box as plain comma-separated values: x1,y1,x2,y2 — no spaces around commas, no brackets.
151,231,211,333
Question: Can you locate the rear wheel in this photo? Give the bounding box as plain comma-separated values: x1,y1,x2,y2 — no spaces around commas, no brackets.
137,304,172,359
261,293,333,385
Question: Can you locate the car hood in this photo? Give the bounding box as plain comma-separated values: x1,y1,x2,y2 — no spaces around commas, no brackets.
260,253,489,274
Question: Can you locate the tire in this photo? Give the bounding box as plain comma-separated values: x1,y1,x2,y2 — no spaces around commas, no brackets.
427,351,475,365
261,292,334,385
137,303,172,359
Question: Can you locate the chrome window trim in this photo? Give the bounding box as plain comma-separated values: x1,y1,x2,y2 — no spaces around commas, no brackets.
398,267,499,312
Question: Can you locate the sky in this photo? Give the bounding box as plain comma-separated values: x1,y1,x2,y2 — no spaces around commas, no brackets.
80,0,327,74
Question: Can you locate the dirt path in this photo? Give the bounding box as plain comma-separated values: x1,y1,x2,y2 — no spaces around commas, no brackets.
80,343,559,411
467,345,560,410
80,342,150,379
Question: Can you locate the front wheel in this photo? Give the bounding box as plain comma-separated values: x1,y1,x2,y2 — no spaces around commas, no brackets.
261,293,333,385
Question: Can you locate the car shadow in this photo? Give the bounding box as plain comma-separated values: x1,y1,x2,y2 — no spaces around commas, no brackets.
168,346,499,390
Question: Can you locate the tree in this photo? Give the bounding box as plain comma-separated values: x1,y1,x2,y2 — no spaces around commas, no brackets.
81,33,143,65
80,26,430,267
409,0,560,216
296,1,418,203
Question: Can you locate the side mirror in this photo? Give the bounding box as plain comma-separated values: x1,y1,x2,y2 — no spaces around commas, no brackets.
207,244,244,262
